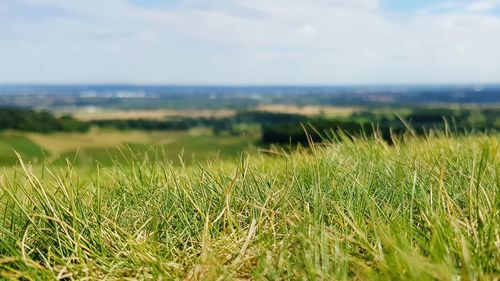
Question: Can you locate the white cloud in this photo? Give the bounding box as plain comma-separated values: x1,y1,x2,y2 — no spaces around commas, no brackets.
295,25,318,36
0,0,499,84
468,0,500,11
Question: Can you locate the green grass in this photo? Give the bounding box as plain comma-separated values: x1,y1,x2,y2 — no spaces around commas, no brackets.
0,130,258,167
0,134,47,166
54,134,257,166
0,133,499,280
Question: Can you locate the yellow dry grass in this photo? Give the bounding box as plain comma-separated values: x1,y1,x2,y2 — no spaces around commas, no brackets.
26,129,154,155
25,129,215,157
71,109,236,121
256,104,361,117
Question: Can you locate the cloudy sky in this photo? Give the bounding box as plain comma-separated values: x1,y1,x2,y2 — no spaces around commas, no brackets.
1,0,500,84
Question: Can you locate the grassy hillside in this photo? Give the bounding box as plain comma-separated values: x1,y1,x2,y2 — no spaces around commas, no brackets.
0,129,258,167
0,133,499,280
0,134,47,166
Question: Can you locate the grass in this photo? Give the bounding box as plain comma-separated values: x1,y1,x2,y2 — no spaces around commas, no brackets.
0,134,47,166
0,133,499,280
54,134,256,166
68,109,236,121
255,104,361,117
26,129,153,156
0,129,258,167
66,104,359,121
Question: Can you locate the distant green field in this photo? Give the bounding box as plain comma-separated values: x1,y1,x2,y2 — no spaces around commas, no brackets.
0,130,258,167
55,134,257,166
0,134,47,166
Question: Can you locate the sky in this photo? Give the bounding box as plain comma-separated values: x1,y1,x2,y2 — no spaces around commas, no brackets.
1,0,500,85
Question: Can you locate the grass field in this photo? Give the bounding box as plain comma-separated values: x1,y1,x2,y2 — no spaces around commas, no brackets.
0,134,48,166
69,109,236,121
0,132,498,279
0,129,258,167
255,104,361,117
65,104,362,122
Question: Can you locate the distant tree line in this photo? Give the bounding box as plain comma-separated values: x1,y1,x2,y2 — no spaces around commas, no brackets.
261,108,500,144
1,108,498,145
0,108,89,133
261,120,396,144
90,109,500,144
89,112,305,134
90,118,231,132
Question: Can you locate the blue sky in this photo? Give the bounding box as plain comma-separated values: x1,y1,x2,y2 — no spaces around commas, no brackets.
1,0,500,84
382,0,447,10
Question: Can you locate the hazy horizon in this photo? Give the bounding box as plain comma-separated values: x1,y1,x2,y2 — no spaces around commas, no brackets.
1,83,500,88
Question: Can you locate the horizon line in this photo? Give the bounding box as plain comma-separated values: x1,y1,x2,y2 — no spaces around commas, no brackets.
1,82,500,88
